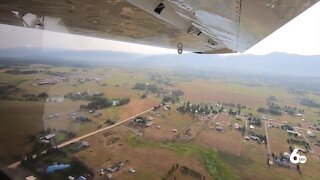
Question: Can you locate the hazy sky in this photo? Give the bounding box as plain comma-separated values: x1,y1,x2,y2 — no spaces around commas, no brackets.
0,2,319,55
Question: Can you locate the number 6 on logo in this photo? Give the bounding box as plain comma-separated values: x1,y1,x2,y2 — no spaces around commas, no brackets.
290,149,307,164
290,149,300,164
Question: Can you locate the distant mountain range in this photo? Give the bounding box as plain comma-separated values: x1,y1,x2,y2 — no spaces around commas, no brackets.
0,47,319,77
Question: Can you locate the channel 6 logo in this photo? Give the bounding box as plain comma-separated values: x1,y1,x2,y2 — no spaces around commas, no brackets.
290,149,307,164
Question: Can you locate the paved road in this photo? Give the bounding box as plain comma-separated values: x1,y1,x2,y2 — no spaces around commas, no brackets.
8,107,154,169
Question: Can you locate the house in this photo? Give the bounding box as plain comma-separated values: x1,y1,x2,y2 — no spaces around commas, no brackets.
46,164,70,173
46,96,64,103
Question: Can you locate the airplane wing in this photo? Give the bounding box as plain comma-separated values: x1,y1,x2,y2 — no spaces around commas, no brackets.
0,0,318,54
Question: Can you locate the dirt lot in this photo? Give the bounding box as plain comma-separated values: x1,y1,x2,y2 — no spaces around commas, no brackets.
268,127,290,153
194,114,245,156
142,108,196,141
0,101,44,163
74,126,212,180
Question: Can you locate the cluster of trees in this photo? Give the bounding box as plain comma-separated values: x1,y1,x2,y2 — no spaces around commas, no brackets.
20,92,49,101
248,117,262,126
82,96,130,110
228,107,241,116
265,96,305,116
133,83,147,90
162,90,184,103
180,165,204,180
163,163,179,180
300,98,320,108
133,83,159,93
64,91,103,101
1,92,48,101
0,84,17,93
87,96,112,109
150,74,172,86
44,70,68,77
177,102,220,115
105,119,115,125
117,98,130,106
5,69,38,74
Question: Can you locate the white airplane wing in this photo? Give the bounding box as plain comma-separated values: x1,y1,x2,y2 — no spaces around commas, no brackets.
0,0,318,53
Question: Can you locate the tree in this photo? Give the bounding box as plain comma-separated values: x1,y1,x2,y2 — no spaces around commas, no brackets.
38,92,48,99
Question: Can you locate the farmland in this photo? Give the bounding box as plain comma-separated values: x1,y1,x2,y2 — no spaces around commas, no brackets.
1,63,320,179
